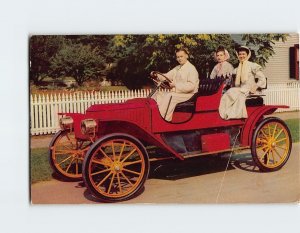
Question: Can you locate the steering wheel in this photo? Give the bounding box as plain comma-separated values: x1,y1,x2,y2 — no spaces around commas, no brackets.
150,71,172,89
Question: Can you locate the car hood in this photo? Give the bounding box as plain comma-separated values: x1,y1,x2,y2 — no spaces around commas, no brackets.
86,98,151,112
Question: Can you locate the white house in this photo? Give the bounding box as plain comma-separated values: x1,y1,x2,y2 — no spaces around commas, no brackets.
262,33,299,83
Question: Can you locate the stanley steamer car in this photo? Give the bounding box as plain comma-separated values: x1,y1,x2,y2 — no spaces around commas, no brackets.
49,72,292,202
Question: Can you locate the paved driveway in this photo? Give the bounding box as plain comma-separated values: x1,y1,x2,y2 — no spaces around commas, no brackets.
31,143,300,204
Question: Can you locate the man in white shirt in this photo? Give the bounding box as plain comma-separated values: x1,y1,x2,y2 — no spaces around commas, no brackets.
151,48,199,121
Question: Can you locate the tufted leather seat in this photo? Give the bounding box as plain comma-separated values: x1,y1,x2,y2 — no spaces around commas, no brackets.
174,77,225,112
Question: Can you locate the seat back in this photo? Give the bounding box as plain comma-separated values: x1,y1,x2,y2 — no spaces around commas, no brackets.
174,77,225,113
198,77,225,96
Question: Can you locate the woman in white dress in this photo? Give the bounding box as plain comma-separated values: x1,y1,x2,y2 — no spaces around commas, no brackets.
210,46,234,80
219,46,266,119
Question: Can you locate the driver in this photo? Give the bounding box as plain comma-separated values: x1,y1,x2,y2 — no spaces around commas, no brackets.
151,48,199,121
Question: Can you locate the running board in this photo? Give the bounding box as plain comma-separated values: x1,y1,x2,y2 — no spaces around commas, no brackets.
180,146,250,159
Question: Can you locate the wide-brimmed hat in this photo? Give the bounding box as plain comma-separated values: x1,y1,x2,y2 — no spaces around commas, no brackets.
236,46,251,60
236,46,250,55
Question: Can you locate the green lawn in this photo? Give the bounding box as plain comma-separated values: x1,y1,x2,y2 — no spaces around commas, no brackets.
285,118,300,143
30,118,300,184
31,148,52,184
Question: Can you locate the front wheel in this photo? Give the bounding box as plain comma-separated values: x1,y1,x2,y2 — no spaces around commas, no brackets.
251,117,292,172
83,134,149,202
49,130,91,180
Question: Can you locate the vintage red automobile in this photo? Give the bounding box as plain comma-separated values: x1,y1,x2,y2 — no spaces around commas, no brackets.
49,74,292,202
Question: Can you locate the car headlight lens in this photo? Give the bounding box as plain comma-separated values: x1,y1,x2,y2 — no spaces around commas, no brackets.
59,116,73,131
81,119,97,136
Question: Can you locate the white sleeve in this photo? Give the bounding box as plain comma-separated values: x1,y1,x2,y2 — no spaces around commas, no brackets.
210,65,217,79
157,67,176,81
175,67,199,93
252,63,266,88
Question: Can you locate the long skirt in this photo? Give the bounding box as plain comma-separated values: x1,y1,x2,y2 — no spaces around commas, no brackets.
219,87,248,119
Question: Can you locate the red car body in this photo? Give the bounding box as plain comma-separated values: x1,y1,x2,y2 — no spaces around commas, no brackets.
63,83,287,159
50,78,292,202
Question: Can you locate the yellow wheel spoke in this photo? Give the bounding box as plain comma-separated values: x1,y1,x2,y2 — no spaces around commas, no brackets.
120,172,133,186
54,151,75,155
273,148,283,160
123,168,141,176
65,157,75,173
57,155,73,165
117,173,122,193
259,148,270,162
81,147,90,152
275,145,287,151
260,129,270,141
99,148,113,163
112,142,116,162
107,173,116,194
275,137,287,143
257,144,269,151
119,142,126,162
121,148,137,163
59,144,74,151
96,172,112,187
66,134,76,147
274,129,284,140
91,159,110,166
257,138,268,144
91,168,111,176
270,150,275,164
123,160,142,167
272,123,278,138
266,151,270,165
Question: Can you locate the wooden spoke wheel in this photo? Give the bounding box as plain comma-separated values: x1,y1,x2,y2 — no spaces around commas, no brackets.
251,117,292,172
49,130,91,180
83,134,149,202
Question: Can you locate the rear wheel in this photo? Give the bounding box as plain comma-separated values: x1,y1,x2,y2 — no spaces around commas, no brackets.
49,130,91,180
251,117,292,172
83,134,149,202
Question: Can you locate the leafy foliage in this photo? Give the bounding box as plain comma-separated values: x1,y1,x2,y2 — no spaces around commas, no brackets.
50,41,106,85
29,34,289,88
241,34,288,67
29,36,65,84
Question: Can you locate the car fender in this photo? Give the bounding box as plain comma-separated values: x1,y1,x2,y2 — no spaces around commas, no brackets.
240,105,289,146
99,120,184,160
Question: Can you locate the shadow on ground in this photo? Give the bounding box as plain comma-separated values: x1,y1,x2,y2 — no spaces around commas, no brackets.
148,150,263,180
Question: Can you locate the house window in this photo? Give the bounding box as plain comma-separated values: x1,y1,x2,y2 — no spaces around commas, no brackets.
290,44,299,80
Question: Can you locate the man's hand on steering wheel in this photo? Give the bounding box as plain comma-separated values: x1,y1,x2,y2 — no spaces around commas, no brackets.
169,81,175,88
150,71,158,79
150,71,172,89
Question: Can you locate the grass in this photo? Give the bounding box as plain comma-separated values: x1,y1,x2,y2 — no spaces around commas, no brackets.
285,118,300,143
30,118,300,184
30,148,52,184
30,85,129,95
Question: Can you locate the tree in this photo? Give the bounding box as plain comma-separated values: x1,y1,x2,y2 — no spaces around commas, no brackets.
29,35,65,84
240,34,288,66
106,34,288,89
107,34,218,88
50,41,106,86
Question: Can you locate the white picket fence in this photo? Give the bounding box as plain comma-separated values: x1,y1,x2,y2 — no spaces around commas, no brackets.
263,82,300,112
30,83,300,135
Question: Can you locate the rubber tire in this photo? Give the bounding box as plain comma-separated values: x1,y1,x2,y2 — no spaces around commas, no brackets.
251,117,292,172
82,133,150,202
